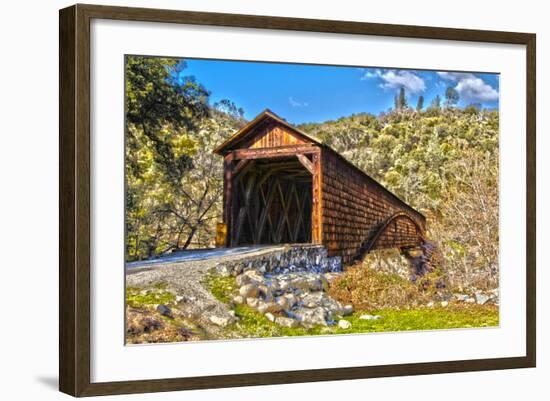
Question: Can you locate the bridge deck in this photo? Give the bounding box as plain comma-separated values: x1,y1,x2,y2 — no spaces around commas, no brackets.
126,244,323,269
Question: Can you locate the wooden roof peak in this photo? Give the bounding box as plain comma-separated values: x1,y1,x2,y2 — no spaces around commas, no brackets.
213,109,323,155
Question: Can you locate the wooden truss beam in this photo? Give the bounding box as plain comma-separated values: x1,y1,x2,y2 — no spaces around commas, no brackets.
296,154,314,174
231,144,319,160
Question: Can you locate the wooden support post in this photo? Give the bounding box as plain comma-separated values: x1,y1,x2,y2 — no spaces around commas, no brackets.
223,153,234,247
311,149,323,244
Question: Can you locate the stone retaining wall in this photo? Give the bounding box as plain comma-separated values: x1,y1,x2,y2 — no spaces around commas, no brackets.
215,244,342,277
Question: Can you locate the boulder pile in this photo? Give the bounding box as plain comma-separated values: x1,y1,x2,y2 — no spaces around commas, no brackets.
231,269,353,328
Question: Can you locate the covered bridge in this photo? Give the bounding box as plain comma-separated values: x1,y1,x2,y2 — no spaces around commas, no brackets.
214,110,427,264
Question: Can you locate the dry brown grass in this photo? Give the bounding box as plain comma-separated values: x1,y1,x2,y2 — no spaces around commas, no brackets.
328,263,448,311
126,307,199,344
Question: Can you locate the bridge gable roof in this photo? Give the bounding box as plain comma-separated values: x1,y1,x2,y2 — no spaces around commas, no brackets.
213,109,323,155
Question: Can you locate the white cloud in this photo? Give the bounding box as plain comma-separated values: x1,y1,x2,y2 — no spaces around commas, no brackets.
437,72,499,102
455,77,499,102
362,69,426,94
288,96,308,108
360,69,382,80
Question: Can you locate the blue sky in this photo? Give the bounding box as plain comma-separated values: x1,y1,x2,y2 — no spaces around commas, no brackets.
177,58,499,125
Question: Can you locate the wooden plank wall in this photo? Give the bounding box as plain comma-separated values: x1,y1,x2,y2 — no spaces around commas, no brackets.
320,149,425,263
245,122,307,149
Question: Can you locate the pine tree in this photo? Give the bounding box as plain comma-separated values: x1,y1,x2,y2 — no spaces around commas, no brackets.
416,95,424,111
398,87,408,109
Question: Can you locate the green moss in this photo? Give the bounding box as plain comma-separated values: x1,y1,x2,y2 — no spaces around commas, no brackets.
126,287,175,308
231,303,498,338
203,271,238,304
334,304,499,334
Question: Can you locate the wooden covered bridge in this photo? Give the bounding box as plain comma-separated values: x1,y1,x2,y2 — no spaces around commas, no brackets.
214,110,427,264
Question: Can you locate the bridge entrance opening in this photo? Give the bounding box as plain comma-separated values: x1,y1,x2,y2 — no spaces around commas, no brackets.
230,156,313,246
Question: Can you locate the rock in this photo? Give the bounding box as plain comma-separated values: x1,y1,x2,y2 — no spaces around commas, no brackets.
338,320,352,329
427,301,434,307
276,296,291,311
156,304,173,318
265,312,276,322
246,297,259,308
465,297,476,303
440,301,449,307
342,305,354,316
295,307,327,327
290,276,310,291
257,302,283,314
359,314,382,320
235,274,250,287
301,292,324,308
236,270,265,287
283,293,298,308
233,295,245,304
209,315,232,327
268,280,281,292
239,283,259,298
258,285,273,301
475,292,490,305
275,316,299,328
175,295,185,303
216,264,232,277
453,293,469,302
279,280,291,292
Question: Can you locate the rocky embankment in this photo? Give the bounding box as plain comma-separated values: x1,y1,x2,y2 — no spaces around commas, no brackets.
125,244,498,344
215,248,349,328
125,245,347,342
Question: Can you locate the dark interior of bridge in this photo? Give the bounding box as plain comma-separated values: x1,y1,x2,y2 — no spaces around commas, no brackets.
230,156,312,246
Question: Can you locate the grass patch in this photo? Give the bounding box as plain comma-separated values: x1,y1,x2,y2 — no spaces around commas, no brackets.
337,304,499,333
126,287,175,308
203,271,238,304
232,303,498,338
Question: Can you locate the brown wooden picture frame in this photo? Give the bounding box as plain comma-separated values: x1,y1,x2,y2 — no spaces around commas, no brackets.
59,3,536,397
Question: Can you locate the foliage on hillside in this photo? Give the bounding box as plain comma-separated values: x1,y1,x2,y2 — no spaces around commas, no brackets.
300,107,499,290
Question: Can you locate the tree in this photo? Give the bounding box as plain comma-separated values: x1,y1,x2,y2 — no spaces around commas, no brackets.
125,56,234,260
445,86,459,108
431,94,441,110
125,57,210,184
214,99,246,124
397,86,408,109
416,96,424,111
